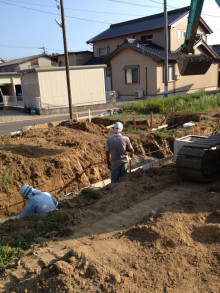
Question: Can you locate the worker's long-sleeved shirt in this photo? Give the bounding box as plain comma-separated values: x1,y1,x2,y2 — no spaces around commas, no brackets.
19,189,58,218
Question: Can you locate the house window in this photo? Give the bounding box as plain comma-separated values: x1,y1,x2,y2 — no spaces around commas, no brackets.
141,34,153,41
196,33,202,41
59,61,63,67
177,30,181,42
124,65,139,84
98,46,109,57
168,65,175,81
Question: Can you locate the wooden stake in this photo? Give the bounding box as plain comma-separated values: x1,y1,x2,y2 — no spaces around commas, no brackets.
54,178,57,196
133,116,136,130
150,111,153,130
172,105,174,129
88,109,91,122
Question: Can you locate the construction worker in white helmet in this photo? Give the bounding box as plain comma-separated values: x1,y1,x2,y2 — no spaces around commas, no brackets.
105,121,134,184
19,185,58,218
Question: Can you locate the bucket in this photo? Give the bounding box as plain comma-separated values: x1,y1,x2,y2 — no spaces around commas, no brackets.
30,109,37,115
177,54,213,76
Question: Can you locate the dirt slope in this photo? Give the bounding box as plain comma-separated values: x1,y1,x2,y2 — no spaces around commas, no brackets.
0,112,220,292
0,165,220,293
0,118,174,217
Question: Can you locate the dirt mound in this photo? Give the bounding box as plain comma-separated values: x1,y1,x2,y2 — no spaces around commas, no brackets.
1,166,219,293
60,120,104,134
0,120,176,218
0,111,220,292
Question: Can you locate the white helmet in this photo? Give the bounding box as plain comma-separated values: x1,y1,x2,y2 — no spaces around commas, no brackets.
19,185,32,198
114,122,123,133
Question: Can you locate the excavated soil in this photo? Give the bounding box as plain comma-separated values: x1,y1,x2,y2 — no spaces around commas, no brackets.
0,111,220,292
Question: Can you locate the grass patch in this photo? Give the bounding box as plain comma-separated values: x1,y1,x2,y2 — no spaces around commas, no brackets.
0,212,64,273
103,111,163,121
154,130,174,139
0,245,20,272
0,169,14,199
124,126,147,134
123,93,220,114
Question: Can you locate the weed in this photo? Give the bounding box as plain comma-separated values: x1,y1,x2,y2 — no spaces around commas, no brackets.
122,93,220,114
0,169,14,199
154,130,173,139
0,245,20,273
0,212,64,273
103,111,162,121
124,127,146,134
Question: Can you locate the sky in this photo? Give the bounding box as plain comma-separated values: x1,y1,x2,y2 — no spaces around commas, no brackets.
1,0,220,61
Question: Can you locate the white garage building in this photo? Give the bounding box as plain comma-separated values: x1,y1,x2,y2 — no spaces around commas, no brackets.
21,64,112,115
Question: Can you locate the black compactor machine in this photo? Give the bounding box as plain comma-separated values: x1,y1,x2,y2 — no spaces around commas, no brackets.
176,134,220,182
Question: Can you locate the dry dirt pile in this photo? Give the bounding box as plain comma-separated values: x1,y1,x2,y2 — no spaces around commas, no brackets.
0,112,219,292
0,165,220,293
0,118,174,217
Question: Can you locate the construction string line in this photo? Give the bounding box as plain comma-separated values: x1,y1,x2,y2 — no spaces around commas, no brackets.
0,146,173,212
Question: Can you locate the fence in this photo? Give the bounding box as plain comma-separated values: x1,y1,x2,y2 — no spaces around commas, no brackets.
3,95,24,107
23,96,41,109
106,91,117,103
23,92,110,111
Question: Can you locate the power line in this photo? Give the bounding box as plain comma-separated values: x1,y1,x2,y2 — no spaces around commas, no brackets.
202,12,220,18
108,0,220,15
4,0,147,17
108,0,162,9
2,0,220,24
0,0,112,24
0,44,64,51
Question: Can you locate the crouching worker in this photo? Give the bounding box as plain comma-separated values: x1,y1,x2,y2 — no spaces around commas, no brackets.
19,185,58,218
105,122,134,184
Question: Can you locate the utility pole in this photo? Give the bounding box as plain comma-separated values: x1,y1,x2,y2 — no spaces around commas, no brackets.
60,0,73,119
164,0,168,98
38,44,47,54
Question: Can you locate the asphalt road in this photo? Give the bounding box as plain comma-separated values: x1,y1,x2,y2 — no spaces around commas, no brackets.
0,109,108,135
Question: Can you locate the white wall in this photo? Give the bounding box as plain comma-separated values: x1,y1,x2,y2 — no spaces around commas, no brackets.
21,65,107,109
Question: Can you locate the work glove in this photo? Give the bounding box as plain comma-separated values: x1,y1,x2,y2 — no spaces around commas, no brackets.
107,162,112,170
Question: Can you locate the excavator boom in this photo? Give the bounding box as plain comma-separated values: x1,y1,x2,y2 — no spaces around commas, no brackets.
177,0,220,76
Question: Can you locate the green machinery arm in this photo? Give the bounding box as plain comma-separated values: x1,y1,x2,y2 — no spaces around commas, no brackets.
182,0,220,54
178,0,220,75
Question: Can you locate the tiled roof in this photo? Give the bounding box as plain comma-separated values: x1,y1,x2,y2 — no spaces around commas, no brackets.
106,38,177,62
87,6,189,43
0,54,56,68
84,57,105,65
211,45,220,57
57,51,93,56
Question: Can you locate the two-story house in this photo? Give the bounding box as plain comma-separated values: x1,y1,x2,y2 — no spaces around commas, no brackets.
211,44,220,87
87,6,219,98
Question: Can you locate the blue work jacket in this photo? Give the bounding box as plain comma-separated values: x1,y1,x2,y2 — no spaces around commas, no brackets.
19,189,58,218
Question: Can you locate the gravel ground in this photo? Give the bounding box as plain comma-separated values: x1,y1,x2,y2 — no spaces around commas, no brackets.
0,101,131,123
0,109,35,123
